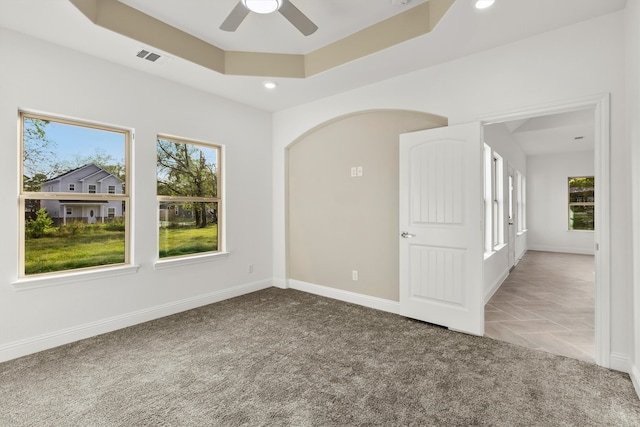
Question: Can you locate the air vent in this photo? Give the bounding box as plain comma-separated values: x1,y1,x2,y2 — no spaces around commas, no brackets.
135,48,169,64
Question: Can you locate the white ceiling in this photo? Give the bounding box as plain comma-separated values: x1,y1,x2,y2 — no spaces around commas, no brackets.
0,0,627,112
501,109,595,156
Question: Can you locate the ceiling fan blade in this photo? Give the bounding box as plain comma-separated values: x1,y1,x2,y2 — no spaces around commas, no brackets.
279,0,318,36
220,1,250,32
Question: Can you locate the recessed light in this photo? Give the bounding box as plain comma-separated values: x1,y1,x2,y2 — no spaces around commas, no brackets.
475,0,495,9
263,81,277,89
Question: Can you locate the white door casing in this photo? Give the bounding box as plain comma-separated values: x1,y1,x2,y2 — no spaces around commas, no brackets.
399,123,485,336
508,165,516,269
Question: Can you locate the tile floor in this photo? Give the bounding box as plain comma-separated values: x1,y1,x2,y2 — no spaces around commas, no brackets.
484,250,595,363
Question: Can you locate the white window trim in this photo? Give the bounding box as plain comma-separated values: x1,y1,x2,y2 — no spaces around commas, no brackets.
19,111,132,279
156,134,223,261
154,251,229,270
11,264,140,291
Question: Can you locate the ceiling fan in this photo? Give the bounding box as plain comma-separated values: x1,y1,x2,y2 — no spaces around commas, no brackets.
220,0,318,36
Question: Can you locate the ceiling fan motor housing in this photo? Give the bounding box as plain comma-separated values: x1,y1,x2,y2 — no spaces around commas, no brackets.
242,0,283,14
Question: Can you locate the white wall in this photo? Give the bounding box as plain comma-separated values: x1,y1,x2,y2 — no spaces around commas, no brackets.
0,29,273,361
527,151,595,255
482,123,528,301
273,11,630,365
626,0,640,397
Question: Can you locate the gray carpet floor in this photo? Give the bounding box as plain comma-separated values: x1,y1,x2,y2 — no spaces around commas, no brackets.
1,287,639,426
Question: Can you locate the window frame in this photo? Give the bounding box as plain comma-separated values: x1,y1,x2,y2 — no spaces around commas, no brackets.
156,134,223,261
491,152,504,250
568,175,595,231
18,111,132,278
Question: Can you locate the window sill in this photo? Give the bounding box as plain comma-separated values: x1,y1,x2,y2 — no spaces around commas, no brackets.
12,264,140,291
154,251,230,270
484,250,496,260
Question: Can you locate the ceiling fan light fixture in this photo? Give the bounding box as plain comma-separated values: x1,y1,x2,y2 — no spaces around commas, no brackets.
475,0,495,9
243,0,282,14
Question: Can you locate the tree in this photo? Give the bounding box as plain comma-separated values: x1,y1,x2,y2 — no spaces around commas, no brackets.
157,140,217,228
22,118,59,179
25,208,53,238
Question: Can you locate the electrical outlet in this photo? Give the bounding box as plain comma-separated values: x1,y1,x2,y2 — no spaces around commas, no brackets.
357,166,363,177
351,166,357,177
352,270,358,281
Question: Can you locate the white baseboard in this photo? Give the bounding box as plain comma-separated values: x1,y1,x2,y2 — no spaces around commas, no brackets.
272,277,288,289
609,352,630,373
0,279,273,363
630,363,640,400
527,245,595,256
484,268,509,304
288,279,400,315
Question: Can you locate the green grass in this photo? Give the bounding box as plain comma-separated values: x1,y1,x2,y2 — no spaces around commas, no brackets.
24,223,218,275
159,224,218,258
25,228,125,275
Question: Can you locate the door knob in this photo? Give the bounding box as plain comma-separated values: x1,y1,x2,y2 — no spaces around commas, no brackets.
401,232,416,238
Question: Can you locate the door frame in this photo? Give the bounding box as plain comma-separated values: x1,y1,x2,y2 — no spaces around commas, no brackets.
478,94,611,368
507,163,516,270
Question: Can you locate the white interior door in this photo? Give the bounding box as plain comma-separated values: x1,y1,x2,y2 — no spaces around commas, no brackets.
399,123,484,335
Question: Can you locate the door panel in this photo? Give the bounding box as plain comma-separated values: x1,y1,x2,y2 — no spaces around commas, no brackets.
400,123,484,335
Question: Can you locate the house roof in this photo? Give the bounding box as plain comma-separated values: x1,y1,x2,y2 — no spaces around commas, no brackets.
44,163,123,184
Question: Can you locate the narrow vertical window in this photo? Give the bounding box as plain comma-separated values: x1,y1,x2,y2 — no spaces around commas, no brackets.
492,152,504,248
157,136,221,258
483,144,492,254
20,112,130,276
568,176,594,231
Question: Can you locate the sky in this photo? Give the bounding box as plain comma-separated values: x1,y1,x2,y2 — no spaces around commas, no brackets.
44,120,125,165
23,117,126,178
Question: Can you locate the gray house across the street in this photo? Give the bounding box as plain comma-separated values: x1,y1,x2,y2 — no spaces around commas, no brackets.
40,163,123,224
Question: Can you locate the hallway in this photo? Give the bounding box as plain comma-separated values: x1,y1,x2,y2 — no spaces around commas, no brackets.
485,251,595,363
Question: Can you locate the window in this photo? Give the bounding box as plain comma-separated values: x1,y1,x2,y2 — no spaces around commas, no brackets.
483,144,492,253
483,145,504,253
108,185,115,194
568,176,594,231
20,112,129,277
491,152,504,249
516,172,526,232
157,135,221,258
107,208,115,218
